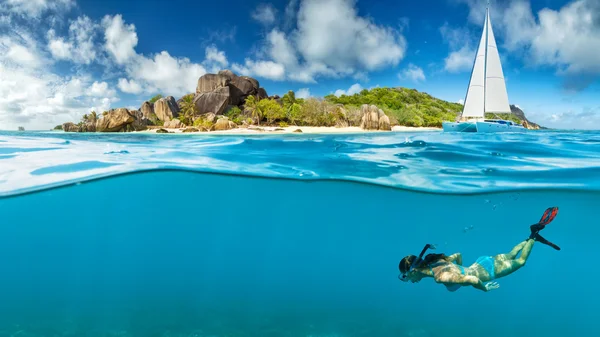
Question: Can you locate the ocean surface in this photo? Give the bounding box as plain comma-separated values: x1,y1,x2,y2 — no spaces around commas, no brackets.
0,129,599,337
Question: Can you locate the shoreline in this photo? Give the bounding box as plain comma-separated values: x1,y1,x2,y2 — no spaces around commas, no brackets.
138,125,442,135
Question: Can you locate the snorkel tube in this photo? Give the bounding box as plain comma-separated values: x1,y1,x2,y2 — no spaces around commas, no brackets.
398,243,436,282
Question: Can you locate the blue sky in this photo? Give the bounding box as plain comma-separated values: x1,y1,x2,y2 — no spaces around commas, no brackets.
0,0,599,130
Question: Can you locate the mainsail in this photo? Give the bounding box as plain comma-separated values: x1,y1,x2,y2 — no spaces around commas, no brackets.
460,5,510,119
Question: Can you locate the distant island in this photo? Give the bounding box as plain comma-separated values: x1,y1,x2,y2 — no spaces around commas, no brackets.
56,69,542,134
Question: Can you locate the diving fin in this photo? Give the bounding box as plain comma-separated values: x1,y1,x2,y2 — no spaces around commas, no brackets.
533,233,561,251
528,207,560,250
537,207,559,226
529,207,559,239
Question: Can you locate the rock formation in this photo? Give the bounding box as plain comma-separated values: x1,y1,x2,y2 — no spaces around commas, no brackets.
510,105,542,129
212,116,237,131
359,104,391,131
154,96,180,122
95,108,148,132
164,119,184,129
62,122,79,132
189,69,269,117
140,101,159,124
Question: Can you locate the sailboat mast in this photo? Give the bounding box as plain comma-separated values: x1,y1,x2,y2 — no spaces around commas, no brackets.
483,3,489,117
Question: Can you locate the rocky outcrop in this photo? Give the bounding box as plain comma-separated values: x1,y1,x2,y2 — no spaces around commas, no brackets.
212,116,237,131
193,86,230,116
360,104,392,131
62,122,79,132
96,108,148,132
130,110,150,131
154,96,180,122
164,119,184,129
190,70,269,116
510,105,543,129
140,101,159,124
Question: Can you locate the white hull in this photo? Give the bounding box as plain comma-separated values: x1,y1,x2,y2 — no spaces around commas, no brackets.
475,121,526,133
442,121,478,132
442,120,526,133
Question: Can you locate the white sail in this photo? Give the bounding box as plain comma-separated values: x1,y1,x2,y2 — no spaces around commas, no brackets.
461,11,487,118
484,10,511,113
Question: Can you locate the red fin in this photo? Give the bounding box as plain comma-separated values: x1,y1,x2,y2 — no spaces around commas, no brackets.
538,207,558,226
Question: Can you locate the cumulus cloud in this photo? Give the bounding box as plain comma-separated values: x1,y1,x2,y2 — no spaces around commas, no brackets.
233,0,407,83
251,3,277,26
101,14,138,65
439,22,476,73
334,83,363,97
117,78,143,94
399,63,426,82
296,88,310,98
99,14,210,97
47,15,98,64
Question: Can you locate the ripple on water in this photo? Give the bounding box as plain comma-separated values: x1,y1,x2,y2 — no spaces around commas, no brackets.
1,130,600,196
30,161,121,176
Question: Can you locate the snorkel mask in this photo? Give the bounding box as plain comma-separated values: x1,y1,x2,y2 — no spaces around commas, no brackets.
398,243,436,282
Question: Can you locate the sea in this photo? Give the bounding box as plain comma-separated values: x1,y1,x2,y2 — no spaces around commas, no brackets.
0,129,598,337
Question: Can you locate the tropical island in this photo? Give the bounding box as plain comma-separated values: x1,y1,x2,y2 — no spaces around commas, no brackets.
57,69,541,134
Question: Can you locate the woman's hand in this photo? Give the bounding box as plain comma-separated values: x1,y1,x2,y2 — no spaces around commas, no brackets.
485,282,500,291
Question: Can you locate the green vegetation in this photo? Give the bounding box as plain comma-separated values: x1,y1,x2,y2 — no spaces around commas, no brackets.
177,94,197,126
323,87,463,127
148,94,163,104
53,125,62,130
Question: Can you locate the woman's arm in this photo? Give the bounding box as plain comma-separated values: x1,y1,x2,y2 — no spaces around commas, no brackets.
446,253,463,265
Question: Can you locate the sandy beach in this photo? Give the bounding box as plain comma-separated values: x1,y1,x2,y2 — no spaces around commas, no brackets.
140,125,441,135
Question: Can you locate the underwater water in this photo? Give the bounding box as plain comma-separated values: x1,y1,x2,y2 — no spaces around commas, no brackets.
0,129,599,337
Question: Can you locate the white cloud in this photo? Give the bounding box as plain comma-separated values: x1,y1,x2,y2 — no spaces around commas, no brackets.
47,16,98,64
89,81,116,97
0,61,118,130
399,63,426,82
334,83,363,96
117,78,143,94
234,0,407,83
0,0,74,18
295,0,406,74
126,51,207,97
99,14,209,96
296,88,310,98
232,59,285,81
251,3,277,26
205,45,228,67
439,22,476,73
203,45,229,73
101,14,138,65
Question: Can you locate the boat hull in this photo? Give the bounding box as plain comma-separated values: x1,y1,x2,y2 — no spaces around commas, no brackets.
475,121,526,133
442,120,526,133
441,121,478,133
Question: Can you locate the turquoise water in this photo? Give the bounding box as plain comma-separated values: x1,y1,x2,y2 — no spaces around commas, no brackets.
0,130,599,336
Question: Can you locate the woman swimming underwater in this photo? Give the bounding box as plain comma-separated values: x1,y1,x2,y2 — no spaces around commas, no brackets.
398,207,560,292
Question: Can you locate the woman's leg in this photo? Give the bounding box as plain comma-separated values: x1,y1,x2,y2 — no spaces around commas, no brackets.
493,239,535,278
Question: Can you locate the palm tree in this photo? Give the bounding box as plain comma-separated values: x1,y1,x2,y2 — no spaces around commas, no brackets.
244,95,262,125
178,94,197,125
282,90,301,125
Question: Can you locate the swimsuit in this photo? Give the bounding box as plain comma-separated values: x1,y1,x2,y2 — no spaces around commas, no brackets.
474,256,496,280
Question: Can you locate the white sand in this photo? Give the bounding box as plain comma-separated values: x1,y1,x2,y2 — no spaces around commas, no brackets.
140,125,441,135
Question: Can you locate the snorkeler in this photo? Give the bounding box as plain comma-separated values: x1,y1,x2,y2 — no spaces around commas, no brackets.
398,207,560,292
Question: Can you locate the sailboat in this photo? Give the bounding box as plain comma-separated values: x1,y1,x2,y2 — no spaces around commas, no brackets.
442,3,525,133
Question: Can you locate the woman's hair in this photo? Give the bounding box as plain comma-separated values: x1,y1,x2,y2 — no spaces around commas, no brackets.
399,253,450,274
